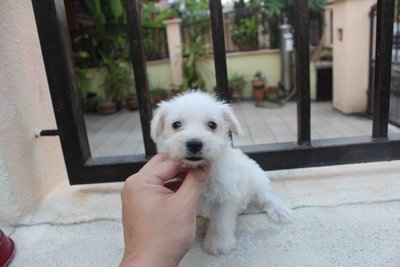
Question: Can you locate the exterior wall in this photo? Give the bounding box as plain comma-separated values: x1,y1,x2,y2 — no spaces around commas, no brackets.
147,59,173,89
332,0,376,113
323,5,334,46
155,50,314,99
0,1,68,224
86,60,172,99
89,50,284,99
218,49,282,98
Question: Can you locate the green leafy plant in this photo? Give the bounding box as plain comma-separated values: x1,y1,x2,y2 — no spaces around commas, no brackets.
100,54,131,102
75,67,91,98
182,35,208,90
254,71,264,80
235,0,328,48
232,17,259,51
179,0,209,23
229,73,247,90
150,87,169,104
228,73,247,100
84,0,126,26
84,0,106,36
245,0,328,13
150,88,169,98
74,51,91,97
140,3,177,60
140,3,177,27
179,0,210,42
82,0,128,59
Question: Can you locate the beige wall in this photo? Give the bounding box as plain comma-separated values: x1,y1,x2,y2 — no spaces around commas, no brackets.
86,50,287,99
201,50,282,97
333,0,376,113
0,1,68,225
323,5,334,46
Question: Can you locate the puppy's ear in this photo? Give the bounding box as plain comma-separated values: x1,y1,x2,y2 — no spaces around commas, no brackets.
222,104,243,136
151,102,168,142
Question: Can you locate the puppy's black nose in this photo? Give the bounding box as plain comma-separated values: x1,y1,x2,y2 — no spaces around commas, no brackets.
186,139,203,153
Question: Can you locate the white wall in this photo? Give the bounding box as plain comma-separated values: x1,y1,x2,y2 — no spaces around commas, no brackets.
0,0,68,225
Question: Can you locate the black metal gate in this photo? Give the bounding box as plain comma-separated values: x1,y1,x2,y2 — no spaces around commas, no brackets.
32,0,400,185
369,2,400,127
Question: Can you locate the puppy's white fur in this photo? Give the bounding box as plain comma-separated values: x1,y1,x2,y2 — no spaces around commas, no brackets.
151,91,293,255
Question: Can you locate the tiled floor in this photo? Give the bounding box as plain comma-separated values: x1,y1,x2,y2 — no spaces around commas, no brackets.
85,101,400,157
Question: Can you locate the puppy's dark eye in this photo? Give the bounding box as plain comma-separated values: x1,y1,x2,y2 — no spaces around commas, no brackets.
207,121,217,130
172,121,182,129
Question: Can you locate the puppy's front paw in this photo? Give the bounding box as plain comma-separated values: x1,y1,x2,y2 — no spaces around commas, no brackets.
267,204,294,224
203,234,236,256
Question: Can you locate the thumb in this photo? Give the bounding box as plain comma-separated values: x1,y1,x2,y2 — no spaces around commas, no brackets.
172,164,210,210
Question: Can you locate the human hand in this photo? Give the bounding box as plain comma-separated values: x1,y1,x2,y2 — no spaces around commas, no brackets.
120,154,210,267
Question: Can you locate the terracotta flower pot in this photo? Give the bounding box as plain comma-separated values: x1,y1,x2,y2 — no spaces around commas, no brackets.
266,85,279,101
230,86,243,101
112,100,122,111
251,79,265,89
253,88,265,102
125,95,138,111
170,89,181,98
152,94,164,105
0,229,15,267
82,93,98,113
97,102,118,115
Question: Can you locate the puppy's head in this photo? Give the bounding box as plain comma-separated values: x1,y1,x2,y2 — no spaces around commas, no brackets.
151,90,243,167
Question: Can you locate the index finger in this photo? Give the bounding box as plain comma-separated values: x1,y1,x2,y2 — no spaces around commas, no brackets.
143,159,187,185
171,163,210,209
141,153,170,172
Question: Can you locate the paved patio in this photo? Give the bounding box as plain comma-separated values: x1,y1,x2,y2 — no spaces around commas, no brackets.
85,101,400,157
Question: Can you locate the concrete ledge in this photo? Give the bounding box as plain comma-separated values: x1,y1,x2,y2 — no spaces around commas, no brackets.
3,160,400,266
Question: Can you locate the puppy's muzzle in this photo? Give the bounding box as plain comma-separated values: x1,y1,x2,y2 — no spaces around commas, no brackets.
185,139,204,161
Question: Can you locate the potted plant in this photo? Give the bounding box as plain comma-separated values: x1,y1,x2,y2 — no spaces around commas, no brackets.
74,50,99,113
97,98,118,114
75,67,99,113
266,84,279,101
252,71,266,102
228,73,247,101
125,93,138,110
150,88,169,105
170,86,182,98
83,92,99,113
98,55,131,114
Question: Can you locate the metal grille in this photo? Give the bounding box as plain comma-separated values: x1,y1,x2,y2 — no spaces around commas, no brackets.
369,2,400,127
32,0,400,185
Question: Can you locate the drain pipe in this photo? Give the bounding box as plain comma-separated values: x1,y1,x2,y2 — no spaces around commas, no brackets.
256,17,295,109
279,17,294,93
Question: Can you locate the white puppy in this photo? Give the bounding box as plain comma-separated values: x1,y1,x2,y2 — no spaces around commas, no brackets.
151,90,293,256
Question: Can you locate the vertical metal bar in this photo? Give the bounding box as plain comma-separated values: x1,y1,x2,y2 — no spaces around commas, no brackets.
32,0,91,184
123,0,157,156
294,0,311,146
372,0,395,139
209,0,230,102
